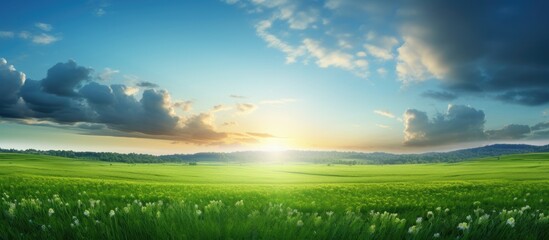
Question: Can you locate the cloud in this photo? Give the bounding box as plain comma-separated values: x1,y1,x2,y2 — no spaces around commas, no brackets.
41,60,92,96
0,58,26,117
224,0,239,4
303,38,368,76
20,79,91,123
230,94,247,99
212,104,232,112
0,31,14,38
222,121,236,126
236,103,257,114
136,81,159,88
32,33,60,45
496,90,549,106
403,104,549,146
227,1,549,106
77,123,105,130
35,22,53,32
404,105,486,146
377,68,387,75
173,100,193,112
18,31,31,39
0,58,270,145
228,1,372,77
376,124,390,129
1,23,61,45
531,122,549,131
485,124,531,140
421,90,458,101
364,44,393,60
255,19,305,64
374,110,395,119
98,68,119,81
95,8,106,16
246,132,275,138
395,1,549,105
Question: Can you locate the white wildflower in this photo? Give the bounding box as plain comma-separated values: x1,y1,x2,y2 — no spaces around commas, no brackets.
433,233,440,238
457,222,469,231
48,208,55,217
408,225,419,234
109,210,115,217
296,220,304,227
506,217,515,227
416,217,423,224
84,210,90,217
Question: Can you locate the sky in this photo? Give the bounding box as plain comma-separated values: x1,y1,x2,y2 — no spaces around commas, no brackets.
1,0,549,154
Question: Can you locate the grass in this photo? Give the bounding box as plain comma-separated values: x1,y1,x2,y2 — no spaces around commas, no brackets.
1,153,549,239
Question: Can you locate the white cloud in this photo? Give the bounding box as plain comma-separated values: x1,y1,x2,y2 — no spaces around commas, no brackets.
212,104,232,112
227,0,376,78
255,19,305,63
35,22,52,31
364,44,393,60
356,51,367,57
18,31,31,39
286,10,318,30
303,38,354,69
95,8,106,16
174,100,193,112
376,124,391,129
396,34,449,84
98,68,120,81
374,110,395,118
377,68,387,75
32,33,60,45
236,103,257,114
324,0,342,9
0,31,14,38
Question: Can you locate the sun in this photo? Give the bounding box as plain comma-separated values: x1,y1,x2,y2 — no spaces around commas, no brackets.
258,138,289,152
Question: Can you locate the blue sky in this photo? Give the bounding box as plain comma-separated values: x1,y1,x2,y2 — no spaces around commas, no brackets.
1,0,548,154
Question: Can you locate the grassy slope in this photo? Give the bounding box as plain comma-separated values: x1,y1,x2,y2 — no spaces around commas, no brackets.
1,153,549,184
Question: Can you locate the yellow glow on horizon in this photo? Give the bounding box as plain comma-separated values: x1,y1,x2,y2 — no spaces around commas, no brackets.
257,138,289,152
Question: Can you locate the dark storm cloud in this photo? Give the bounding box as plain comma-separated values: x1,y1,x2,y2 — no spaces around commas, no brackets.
531,122,549,131
496,90,549,106
421,90,457,101
41,60,92,96
398,0,549,105
404,105,486,146
404,104,549,146
0,58,25,107
136,81,159,88
20,79,91,123
485,124,531,140
0,58,238,144
79,82,115,105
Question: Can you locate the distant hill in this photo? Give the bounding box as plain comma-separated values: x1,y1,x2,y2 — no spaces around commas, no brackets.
1,144,548,164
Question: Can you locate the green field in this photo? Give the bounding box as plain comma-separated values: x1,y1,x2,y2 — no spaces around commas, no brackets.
2,153,549,239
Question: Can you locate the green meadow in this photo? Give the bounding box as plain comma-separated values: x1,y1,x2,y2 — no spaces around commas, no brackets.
2,153,549,239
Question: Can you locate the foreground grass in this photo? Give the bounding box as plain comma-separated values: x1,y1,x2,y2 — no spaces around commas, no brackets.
1,153,549,239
